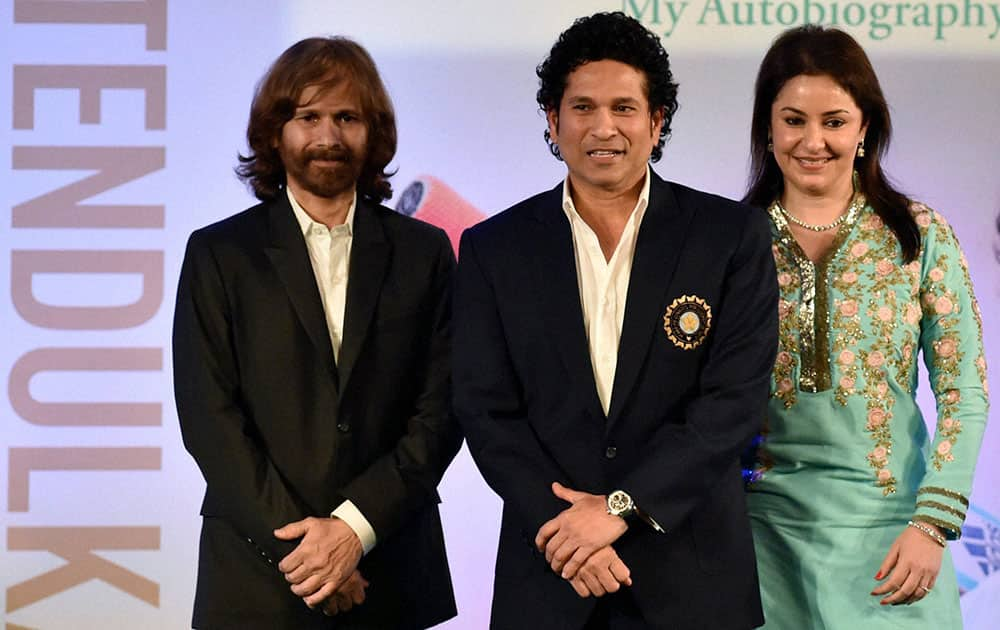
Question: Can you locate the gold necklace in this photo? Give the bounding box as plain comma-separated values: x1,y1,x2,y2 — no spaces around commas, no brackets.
777,195,864,232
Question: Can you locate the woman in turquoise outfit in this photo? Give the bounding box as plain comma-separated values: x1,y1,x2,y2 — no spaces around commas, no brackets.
743,26,989,628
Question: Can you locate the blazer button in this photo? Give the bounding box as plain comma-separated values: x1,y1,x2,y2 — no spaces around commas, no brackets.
605,446,617,459
337,422,350,433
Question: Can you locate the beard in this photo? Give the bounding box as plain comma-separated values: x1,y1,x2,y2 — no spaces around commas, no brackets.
281,144,365,200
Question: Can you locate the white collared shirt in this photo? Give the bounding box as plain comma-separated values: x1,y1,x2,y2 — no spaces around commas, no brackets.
287,187,376,554
562,167,651,416
289,189,355,361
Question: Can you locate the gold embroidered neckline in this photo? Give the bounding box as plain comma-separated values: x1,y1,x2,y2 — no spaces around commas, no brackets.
768,192,866,393
776,200,854,232
769,192,867,264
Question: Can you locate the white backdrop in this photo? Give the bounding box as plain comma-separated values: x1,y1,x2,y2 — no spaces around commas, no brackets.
2,1,998,628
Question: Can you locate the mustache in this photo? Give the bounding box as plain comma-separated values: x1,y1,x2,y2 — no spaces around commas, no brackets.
304,147,353,162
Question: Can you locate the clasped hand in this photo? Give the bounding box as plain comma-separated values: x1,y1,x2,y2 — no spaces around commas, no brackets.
274,516,366,613
319,569,369,616
534,482,632,598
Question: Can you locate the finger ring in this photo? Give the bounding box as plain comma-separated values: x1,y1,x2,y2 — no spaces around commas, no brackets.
921,586,931,593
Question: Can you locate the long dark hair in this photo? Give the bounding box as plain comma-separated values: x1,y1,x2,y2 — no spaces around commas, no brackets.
744,25,919,262
236,37,397,203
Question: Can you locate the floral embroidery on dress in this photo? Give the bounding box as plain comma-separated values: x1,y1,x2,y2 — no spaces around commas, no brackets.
772,245,800,409
759,195,987,544
913,204,989,471
830,267,863,405
861,346,897,494
766,197,987,492
830,205,906,491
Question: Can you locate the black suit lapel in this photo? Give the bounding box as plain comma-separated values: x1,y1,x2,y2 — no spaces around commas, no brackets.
338,199,390,394
606,175,692,430
532,186,605,421
263,194,340,391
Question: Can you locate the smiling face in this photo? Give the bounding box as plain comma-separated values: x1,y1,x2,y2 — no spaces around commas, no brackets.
770,73,867,203
277,80,368,209
547,59,663,199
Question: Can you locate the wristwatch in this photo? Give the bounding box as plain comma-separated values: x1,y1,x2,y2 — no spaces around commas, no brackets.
606,490,636,519
607,489,666,533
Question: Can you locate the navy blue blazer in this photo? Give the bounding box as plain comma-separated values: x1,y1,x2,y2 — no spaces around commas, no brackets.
454,172,777,629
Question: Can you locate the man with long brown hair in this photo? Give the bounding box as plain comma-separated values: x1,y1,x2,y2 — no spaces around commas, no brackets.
173,37,460,629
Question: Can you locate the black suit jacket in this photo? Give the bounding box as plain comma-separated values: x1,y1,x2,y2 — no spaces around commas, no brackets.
173,193,461,629
453,173,777,630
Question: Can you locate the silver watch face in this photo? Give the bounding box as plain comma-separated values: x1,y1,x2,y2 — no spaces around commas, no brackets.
607,490,633,516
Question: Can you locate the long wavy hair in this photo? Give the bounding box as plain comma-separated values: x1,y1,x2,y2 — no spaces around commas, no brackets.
536,11,679,163
744,25,919,262
236,37,397,203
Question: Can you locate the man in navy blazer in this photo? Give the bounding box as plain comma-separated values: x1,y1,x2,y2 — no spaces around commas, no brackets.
173,38,460,629
453,13,777,629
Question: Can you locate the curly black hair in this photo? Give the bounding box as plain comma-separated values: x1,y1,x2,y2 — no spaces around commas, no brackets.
536,11,679,163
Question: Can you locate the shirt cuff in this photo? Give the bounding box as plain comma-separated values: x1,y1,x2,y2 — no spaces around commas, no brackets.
331,500,377,554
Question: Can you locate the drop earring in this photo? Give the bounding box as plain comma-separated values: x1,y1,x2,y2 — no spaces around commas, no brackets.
856,140,865,158
767,136,774,152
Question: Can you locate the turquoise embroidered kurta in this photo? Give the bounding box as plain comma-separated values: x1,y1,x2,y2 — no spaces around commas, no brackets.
747,199,989,628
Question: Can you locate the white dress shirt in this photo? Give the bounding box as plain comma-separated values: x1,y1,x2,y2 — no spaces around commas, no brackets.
288,188,377,554
562,167,651,416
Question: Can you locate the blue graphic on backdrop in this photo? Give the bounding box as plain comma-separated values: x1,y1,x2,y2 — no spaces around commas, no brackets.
957,506,1000,593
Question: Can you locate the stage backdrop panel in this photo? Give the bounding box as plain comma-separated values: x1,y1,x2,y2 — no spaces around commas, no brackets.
2,1,997,628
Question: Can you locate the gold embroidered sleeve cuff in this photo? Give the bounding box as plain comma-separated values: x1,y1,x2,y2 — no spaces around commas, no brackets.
913,486,968,540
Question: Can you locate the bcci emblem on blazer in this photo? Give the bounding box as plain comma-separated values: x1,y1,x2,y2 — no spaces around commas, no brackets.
663,294,712,350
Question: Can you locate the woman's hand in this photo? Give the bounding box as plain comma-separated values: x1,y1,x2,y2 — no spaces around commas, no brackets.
870,523,945,605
